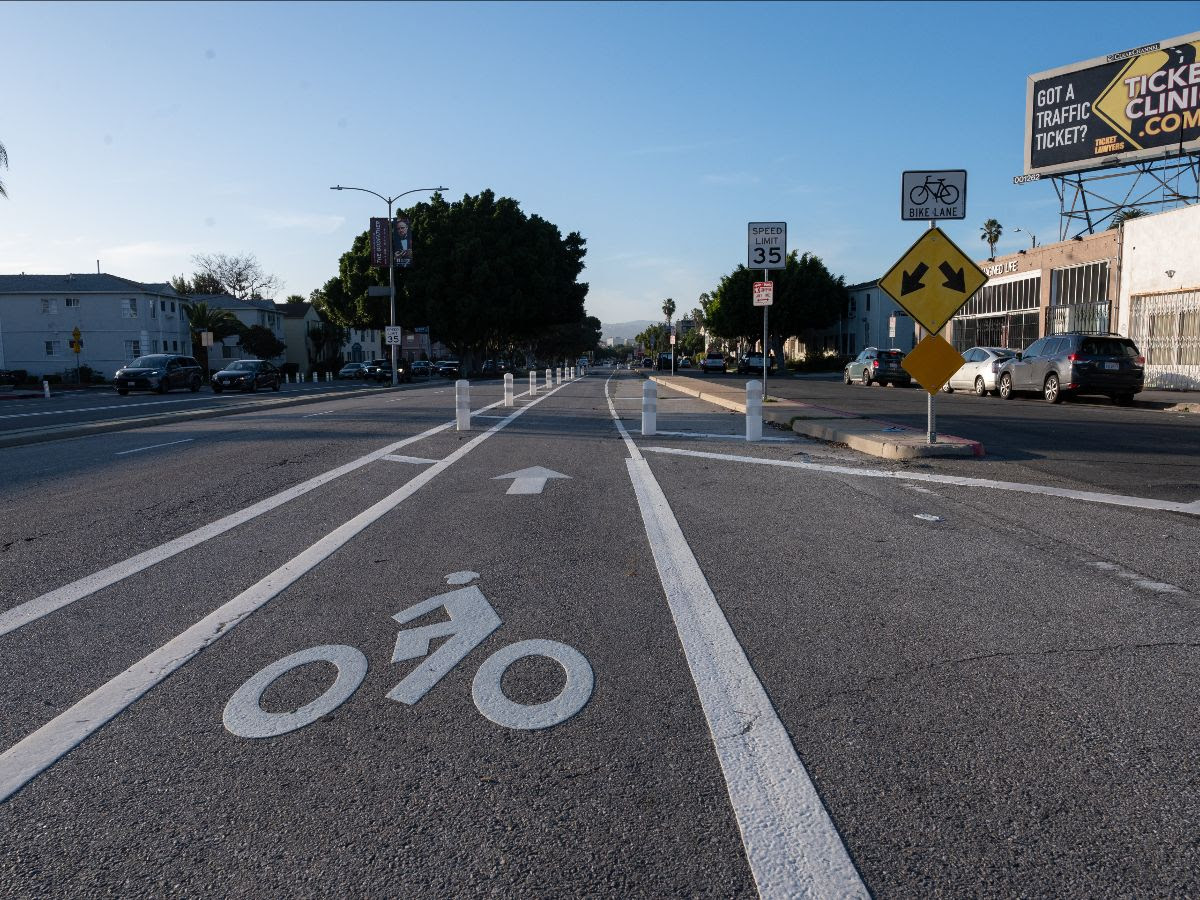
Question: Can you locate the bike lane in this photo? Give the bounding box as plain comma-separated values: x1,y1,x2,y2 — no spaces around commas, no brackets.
0,374,758,896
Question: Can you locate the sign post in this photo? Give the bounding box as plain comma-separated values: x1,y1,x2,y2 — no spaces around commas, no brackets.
880,185,986,444
748,222,786,398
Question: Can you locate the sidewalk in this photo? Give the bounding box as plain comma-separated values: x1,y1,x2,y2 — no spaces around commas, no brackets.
648,375,984,460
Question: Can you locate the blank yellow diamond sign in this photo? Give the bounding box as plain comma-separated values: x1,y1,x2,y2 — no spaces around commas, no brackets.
879,227,988,334
903,334,965,395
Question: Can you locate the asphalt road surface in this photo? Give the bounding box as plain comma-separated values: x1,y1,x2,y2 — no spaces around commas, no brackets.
1,370,1197,898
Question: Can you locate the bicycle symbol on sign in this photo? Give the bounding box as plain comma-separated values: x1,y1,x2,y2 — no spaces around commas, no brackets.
908,175,960,207
223,572,594,739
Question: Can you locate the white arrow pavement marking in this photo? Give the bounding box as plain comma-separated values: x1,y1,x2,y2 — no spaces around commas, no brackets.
493,466,571,495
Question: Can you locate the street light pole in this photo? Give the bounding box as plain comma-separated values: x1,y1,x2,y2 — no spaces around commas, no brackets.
329,184,447,385
1014,227,1037,249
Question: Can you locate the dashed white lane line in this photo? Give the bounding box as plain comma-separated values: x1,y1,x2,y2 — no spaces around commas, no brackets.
603,374,867,898
0,378,577,803
302,410,336,418
640,445,1200,517
114,438,194,456
382,454,437,465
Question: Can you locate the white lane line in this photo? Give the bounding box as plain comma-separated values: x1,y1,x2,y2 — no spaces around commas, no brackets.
301,410,336,418
382,454,437,465
475,415,508,420
0,397,514,638
652,430,797,442
641,446,1200,517
114,438,195,456
603,375,866,897
0,397,209,420
0,378,575,803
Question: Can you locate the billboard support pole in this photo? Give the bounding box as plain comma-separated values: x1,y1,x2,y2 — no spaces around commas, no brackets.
387,199,399,387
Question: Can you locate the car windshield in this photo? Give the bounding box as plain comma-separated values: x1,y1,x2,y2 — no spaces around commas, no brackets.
706,353,723,359
989,348,1016,358
227,361,259,371
128,355,170,368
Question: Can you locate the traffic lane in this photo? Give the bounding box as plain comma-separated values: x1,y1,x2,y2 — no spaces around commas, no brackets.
0,386,495,618
641,442,1200,897
0,381,400,434
688,372,1200,504
0,375,755,896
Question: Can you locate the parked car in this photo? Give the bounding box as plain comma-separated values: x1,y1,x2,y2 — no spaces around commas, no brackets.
844,347,911,387
997,333,1145,404
700,351,727,374
410,360,433,379
942,346,1018,396
364,359,412,383
642,357,654,368
736,353,777,375
435,360,461,378
656,353,673,371
337,362,370,380
114,354,203,395
678,356,692,369
211,359,282,393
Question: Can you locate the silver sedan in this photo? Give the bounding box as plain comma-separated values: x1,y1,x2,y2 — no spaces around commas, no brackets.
942,346,1017,396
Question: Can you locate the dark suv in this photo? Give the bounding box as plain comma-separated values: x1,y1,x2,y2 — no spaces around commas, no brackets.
997,333,1144,404
114,354,203,395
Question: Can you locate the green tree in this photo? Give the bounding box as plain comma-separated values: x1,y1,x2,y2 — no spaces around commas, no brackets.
170,272,224,296
1109,207,1147,230
980,218,1003,260
238,324,286,360
321,189,590,374
181,300,243,376
0,139,9,198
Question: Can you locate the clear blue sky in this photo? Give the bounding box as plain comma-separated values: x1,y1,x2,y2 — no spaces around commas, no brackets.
1,1,1191,326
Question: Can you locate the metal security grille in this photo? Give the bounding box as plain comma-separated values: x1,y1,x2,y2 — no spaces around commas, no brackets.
958,274,1041,317
1129,290,1200,389
951,311,1039,353
1047,302,1109,334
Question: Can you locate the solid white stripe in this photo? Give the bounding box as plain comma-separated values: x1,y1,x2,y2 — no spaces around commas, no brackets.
382,454,437,465
114,438,194,455
606,373,866,896
642,446,1200,516
0,379,571,802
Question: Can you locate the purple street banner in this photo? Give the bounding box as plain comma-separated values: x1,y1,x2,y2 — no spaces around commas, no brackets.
370,218,389,266
393,217,413,269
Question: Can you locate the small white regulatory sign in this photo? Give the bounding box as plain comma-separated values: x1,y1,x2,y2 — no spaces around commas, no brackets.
748,222,787,269
753,281,774,307
385,326,402,345
902,170,967,220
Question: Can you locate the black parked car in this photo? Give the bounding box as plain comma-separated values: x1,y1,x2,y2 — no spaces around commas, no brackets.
211,359,282,393
364,359,412,383
114,354,203,395
997,333,1144,404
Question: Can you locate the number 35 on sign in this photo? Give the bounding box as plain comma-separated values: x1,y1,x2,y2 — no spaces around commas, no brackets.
748,221,787,269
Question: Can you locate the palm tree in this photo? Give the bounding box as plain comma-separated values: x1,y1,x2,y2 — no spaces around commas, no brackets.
980,219,1003,260
1110,207,1147,230
662,297,676,325
0,139,9,199
182,300,243,377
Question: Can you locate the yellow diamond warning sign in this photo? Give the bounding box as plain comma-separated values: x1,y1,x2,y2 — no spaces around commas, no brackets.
879,227,987,335
903,333,966,395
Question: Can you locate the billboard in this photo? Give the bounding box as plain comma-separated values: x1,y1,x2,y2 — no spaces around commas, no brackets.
392,217,413,269
1024,32,1200,177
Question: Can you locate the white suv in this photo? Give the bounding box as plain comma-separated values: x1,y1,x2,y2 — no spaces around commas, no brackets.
700,352,727,374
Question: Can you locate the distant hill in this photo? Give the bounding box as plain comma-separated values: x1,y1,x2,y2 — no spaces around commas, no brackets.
601,320,656,340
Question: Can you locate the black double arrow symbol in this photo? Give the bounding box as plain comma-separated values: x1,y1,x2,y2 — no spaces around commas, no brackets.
900,261,967,296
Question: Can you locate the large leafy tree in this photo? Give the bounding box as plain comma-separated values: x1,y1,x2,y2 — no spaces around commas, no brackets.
321,189,591,372
170,272,224,295
238,325,286,360
980,219,1003,260
181,300,243,376
706,250,847,368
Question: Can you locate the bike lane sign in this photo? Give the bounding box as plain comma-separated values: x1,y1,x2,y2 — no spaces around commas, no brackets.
901,169,967,220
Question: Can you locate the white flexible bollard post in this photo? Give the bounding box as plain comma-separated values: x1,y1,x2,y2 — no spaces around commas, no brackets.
42,380,50,399
642,379,657,436
311,372,317,383
327,371,333,383
504,372,514,407
455,379,470,431
556,367,562,385
746,380,763,442
529,370,537,396
545,368,552,390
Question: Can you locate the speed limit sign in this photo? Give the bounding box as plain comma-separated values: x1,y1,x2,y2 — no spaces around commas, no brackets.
748,222,787,270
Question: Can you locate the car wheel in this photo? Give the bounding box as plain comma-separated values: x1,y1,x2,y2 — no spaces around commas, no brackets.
117,389,129,396
272,378,281,392
941,382,953,393
860,370,871,387
974,377,987,397
1043,373,1062,404
843,369,851,385
189,377,201,392
212,384,224,394
999,373,1013,400
157,379,169,394
249,380,258,393
1114,393,1134,406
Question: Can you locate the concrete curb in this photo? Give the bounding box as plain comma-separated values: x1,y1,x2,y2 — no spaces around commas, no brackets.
0,385,399,450
649,375,983,460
